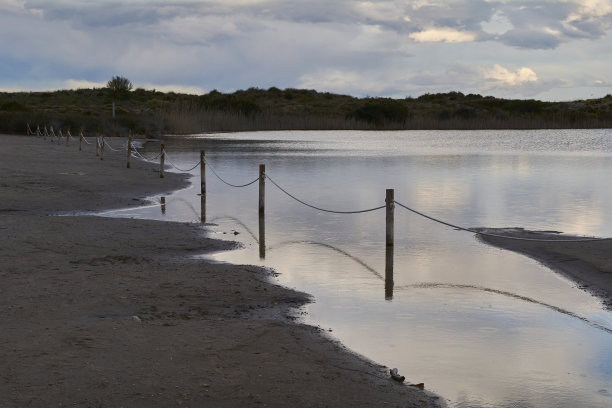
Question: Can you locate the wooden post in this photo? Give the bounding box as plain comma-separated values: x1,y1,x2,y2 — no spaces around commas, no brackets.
259,164,265,215
100,135,105,160
95,134,99,157
79,131,83,151
160,143,165,178
200,150,206,223
161,196,166,214
66,129,69,145
386,189,394,247
200,150,206,195
127,133,133,168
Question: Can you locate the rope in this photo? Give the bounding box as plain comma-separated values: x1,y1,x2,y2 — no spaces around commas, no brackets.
103,139,124,152
161,149,201,172
131,143,162,161
67,131,78,141
80,132,92,144
205,160,260,188
266,174,386,214
393,200,606,242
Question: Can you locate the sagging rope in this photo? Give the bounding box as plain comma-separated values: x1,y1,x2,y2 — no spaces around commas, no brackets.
27,125,608,242
103,139,125,152
265,173,386,214
27,123,37,136
81,132,93,144
205,160,260,188
162,149,201,172
131,143,162,161
393,200,606,242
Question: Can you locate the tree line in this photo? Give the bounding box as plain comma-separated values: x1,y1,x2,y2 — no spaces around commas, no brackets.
1,77,611,135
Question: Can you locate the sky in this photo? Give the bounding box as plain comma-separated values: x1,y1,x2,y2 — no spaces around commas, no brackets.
1,0,611,101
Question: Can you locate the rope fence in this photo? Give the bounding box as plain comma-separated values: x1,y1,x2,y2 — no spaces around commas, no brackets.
25,122,609,246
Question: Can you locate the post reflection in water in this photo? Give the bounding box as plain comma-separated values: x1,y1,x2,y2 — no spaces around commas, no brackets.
385,245,394,300
258,213,266,259
200,195,206,223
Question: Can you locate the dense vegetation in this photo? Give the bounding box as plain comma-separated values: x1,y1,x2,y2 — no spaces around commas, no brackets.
1,86,611,136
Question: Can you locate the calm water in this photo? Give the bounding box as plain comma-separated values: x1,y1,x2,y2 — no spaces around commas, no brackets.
104,130,612,408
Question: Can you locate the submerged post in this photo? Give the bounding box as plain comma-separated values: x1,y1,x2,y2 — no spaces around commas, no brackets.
386,189,394,247
127,132,133,168
259,164,265,215
160,143,165,178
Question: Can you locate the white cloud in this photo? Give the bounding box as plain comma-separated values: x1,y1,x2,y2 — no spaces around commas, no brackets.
481,10,514,35
64,79,107,89
409,27,477,43
484,64,538,87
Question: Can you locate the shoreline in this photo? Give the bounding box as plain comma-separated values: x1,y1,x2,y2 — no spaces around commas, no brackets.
0,134,441,407
476,228,612,310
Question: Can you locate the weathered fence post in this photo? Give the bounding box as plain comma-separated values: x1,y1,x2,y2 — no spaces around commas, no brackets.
386,189,394,247
259,164,265,215
127,133,133,168
161,196,166,214
200,150,206,223
100,135,105,160
200,150,206,195
160,143,165,178
79,130,83,151
95,134,100,157
385,188,395,300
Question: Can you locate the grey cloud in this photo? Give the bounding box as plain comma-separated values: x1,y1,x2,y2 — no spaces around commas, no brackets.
500,29,561,49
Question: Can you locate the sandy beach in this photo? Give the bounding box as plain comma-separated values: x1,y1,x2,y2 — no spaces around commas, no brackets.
0,134,442,407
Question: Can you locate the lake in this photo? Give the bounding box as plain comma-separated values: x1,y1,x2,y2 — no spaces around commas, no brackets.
105,129,612,408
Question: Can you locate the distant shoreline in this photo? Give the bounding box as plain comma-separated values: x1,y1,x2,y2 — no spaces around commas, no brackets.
2,88,611,136
476,228,612,311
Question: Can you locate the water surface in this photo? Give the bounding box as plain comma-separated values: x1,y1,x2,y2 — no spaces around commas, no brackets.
105,130,612,408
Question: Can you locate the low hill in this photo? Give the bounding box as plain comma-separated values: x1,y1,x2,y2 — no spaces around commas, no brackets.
1,87,611,136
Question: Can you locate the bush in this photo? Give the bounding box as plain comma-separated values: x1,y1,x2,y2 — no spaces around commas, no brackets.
107,76,133,100
351,99,410,125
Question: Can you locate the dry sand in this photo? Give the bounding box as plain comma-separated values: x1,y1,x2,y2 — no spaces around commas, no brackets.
0,134,442,407
476,228,612,310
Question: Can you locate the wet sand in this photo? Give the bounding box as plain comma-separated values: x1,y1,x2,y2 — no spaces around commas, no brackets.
0,134,442,407
476,228,612,310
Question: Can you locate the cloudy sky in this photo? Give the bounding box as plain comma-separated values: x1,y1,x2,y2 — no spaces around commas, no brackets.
1,0,611,101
